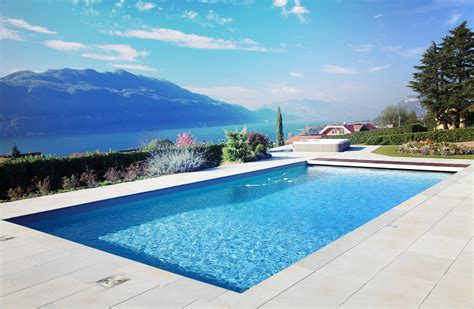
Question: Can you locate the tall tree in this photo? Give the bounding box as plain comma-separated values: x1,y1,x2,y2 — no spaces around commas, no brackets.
276,107,284,146
378,106,409,127
409,42,451,129
441,21,474,128
406,110,419,124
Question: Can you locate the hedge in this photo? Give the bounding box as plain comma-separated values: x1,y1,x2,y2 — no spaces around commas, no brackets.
0,144,224,201
324,127,474,145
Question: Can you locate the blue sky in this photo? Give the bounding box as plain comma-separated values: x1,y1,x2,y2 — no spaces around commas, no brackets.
1,0,473,115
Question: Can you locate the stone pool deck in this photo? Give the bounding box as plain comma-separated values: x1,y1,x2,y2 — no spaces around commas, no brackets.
0,146,472,308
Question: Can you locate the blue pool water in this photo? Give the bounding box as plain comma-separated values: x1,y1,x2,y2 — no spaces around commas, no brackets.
15,165,448,292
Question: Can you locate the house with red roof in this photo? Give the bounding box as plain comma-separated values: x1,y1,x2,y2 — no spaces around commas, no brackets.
318,123,376,136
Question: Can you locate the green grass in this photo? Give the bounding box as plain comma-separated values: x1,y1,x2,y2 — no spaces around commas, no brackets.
372,145,474,159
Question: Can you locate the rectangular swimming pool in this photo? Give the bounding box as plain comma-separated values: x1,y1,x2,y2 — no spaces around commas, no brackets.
9,164,449,292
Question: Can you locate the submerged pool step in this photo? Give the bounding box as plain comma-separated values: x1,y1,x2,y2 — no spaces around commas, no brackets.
307,158,470,172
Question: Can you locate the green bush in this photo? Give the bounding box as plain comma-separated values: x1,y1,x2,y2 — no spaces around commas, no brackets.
0,144,224,201
222,129,253,163
324,127,474,145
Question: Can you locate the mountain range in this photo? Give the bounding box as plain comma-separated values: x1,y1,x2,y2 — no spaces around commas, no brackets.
0,68,273,137
397,96,426,117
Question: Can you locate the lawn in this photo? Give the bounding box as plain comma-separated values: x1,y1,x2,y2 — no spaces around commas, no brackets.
372,145,474,159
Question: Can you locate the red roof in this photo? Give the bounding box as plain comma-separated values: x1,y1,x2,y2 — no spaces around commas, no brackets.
286,135,321,143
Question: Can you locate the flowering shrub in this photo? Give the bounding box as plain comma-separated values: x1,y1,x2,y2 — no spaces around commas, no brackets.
62,174,80,190
35,177,51,195
124,162,146,180
247,132,271,154
80,169,98,187
147,146,206,176
104,167,123,182
176,132,196,147
398,141,469,156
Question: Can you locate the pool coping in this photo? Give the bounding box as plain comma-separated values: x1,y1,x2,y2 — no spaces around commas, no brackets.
0,155,472,308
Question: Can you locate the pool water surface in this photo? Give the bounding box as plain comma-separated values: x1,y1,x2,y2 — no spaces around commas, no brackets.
14,165,448,292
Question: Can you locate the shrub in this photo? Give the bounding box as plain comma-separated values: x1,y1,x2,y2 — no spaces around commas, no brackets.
324,127,474,145
124,162,146,180
142,139,174,152
7,186,24,200
222,129,253,163
80,169,98,187
104,167,123,182
62,174,80,191
34,177,50,195
147,146,206,176
176,132,196,147
247,132,271,154
398,141,468,156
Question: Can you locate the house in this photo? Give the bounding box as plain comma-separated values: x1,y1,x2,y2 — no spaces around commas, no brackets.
318,123,376,136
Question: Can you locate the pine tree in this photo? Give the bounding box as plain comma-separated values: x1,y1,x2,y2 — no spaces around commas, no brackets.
276,107,284,146
441,21,474,128
409,42,451,129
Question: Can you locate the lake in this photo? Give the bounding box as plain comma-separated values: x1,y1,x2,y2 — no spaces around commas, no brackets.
0,121,321,155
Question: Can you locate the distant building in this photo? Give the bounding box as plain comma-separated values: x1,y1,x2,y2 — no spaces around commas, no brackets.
318,123,376,136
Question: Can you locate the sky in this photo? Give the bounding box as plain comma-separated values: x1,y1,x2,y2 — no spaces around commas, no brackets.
1,0,473,116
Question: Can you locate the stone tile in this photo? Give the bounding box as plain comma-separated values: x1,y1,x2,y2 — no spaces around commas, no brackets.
421,272,473,308
116,262,181,286
0,254,92,296
437,183,473,199
428,213,472,240
209,265,312,308
384,251,452,283
408,234,468,260
0,275,90,308
262,273,364,308
49,276,157,308
114,277,226,308
341,272,434,308
0,241,52,264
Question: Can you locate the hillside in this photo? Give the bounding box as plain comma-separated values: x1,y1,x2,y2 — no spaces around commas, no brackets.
0,68,272,137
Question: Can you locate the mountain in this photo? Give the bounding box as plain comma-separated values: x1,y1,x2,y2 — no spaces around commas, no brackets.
0,68,272,137
397,96,426,117
270,99,377,123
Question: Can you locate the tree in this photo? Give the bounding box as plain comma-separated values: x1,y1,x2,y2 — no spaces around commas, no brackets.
409,42,451,129
378,106,409,127
276,107,284,146
10,144,21,158
441,21,474,128
406,111,419,124
409,21,474,129
222,128,253,162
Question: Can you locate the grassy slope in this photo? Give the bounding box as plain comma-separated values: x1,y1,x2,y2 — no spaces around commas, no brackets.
372,145,474,159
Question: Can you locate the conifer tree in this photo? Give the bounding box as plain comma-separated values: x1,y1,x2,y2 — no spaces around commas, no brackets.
276,107,284,146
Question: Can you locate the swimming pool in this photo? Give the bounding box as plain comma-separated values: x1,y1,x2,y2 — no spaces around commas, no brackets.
10,165,448,292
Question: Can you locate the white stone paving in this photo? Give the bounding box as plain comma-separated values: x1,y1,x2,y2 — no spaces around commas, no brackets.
0,146,472,308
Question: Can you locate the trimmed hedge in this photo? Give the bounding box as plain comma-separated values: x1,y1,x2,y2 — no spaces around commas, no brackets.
0,144,224,201
324,127,474,145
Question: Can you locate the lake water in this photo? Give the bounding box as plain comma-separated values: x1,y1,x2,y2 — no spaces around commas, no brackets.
0,121,319,155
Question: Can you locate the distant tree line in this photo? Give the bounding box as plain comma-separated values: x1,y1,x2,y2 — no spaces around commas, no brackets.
409,21,473,129
376,106,420,128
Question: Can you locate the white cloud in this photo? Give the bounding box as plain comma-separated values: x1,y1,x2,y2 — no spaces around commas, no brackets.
270,81,298,95
355,43,374,53
323,64,359,75
290,0,310,23
273,0,287,7
207,10,233,25
0,23,22,41
44,40,87,52
381,45,402,53
448,12,462,25
135,1,155,11
273,0,310,23
109,63,156,72
368,64,390,72
183,10,198,20
82,44,149,61
115,0,125,8
187,85,260,105
402,47,425,57
2,17,56,34
374,13,384,19
115,27,267,51
289,71,303,78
